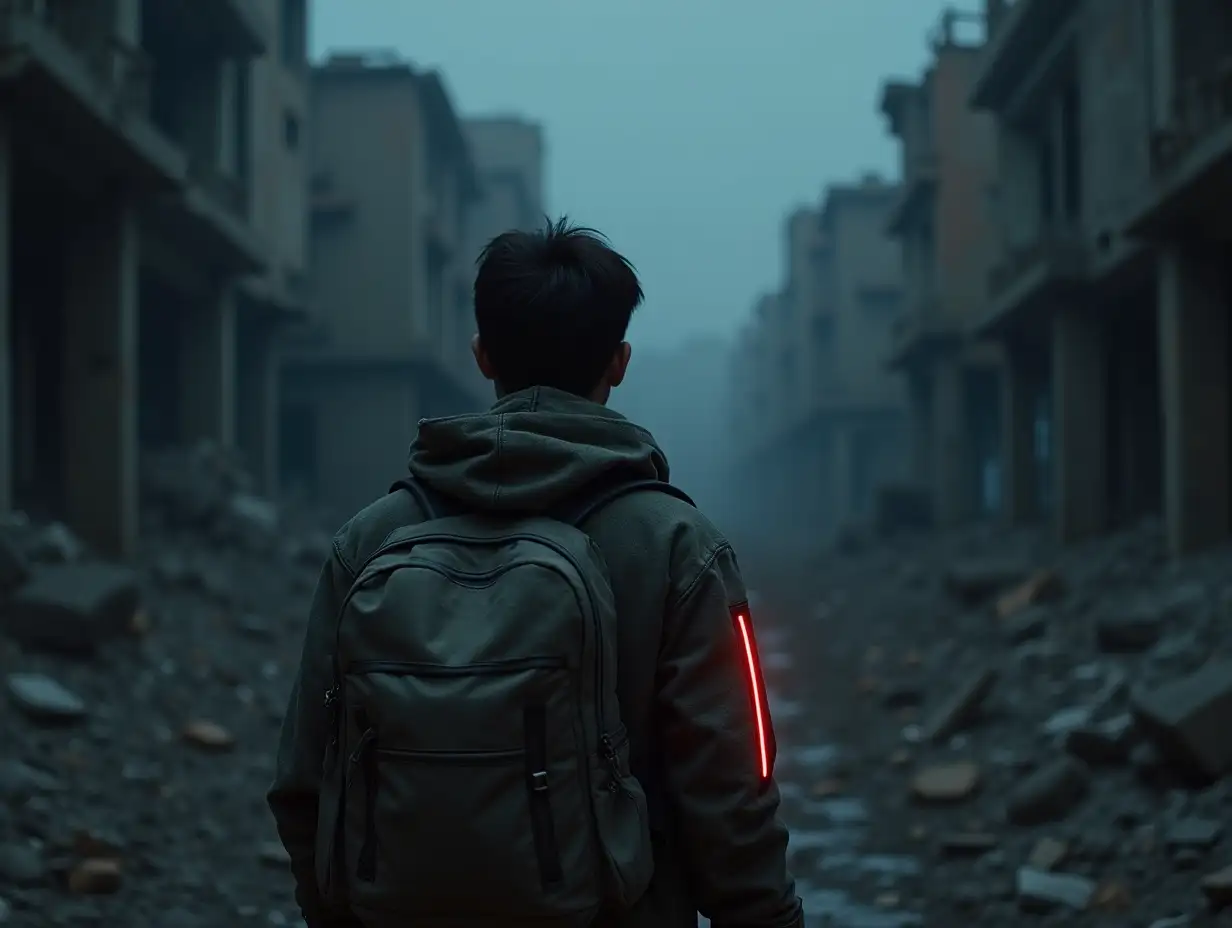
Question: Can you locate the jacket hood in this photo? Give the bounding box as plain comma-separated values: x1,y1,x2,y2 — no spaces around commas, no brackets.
407,386,670,512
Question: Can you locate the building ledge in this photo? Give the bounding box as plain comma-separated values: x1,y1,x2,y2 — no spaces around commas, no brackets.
887,299,961,370
1127,61,1232,242
886,156,939,236
0,10,184,191
970,230,1089,337
154,0,268,57
970,0,1074,110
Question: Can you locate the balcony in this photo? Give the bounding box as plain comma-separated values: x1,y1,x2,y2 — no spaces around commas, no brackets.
150,0,267,57
1127,56,1232,242
147,156,265,276
971,228,1089,336
887,294,957,369
887,149,939,236
970,0,1075,111
0,0,184,191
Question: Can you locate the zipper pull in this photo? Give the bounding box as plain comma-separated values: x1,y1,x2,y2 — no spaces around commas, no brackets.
323,685,339,709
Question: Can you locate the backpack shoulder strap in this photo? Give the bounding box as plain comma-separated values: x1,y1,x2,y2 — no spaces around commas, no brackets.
559,476,695,529
388,476,463,521
388,474,694,527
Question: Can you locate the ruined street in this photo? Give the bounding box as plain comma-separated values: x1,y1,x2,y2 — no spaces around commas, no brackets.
0,455,1230,925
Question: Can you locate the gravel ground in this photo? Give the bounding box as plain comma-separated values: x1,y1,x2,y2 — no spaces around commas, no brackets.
4,455,1232,928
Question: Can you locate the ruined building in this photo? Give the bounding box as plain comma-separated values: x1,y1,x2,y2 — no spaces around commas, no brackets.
882,8,1002,526
969,0,1185,551
0,0,305,558
460,115,545,400
1126,0,1232,557
281,52,481,514
731,177,907,544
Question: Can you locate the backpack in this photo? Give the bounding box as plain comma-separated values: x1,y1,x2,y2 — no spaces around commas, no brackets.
313,473,695,926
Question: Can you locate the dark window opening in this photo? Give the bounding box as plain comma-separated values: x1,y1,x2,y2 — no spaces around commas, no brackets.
1060,82,1082,221
283,111,301,150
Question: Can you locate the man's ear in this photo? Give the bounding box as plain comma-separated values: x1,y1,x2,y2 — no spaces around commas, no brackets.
606,341,632,388
472,334,496,381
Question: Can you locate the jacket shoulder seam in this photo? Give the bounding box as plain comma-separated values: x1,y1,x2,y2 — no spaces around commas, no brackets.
670,539,731,612
331,535,358,577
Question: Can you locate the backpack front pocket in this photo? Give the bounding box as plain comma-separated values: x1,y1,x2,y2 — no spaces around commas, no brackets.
341,658,601,922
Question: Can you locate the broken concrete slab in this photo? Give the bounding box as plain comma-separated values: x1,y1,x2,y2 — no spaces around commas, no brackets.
1,564,140,656
1003,605,1050,645
1016,867,1096,912
996,569,1065,619
910,762,980,804
1131,659,1232,780
1005,757,1090,826
944,558,1029,606
1063,713,1137,766
920,665,997,743
6,673,87,725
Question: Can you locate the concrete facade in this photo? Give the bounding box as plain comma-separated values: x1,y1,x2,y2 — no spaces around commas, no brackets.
460,116,545,398
733,178,907,545
282,52,482,515
1126,0,1232,556
882,9,1003,528
970,0,1167,547
235,0,312,495
0,0,294,557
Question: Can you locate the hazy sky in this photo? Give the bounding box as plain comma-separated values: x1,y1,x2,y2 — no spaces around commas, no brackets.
311,0,964,348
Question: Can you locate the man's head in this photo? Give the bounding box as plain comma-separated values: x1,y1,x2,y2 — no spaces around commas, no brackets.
472,217,643,404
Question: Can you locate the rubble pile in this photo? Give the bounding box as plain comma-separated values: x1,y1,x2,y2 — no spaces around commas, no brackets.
0,444,328,926
776,517,1232,926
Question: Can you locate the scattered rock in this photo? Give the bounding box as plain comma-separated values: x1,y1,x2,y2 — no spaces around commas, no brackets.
1016,867,1096,912
1005,757,1089,826
1165,817,1223,853
6,673,87,725
996,569,1064,619
1132,660,1232,780
910,762,980,804
939,832,997,858
1200,863,1232,910
945,558,1028,606
67,858,122,895
1026,836,1068,871
182,720,236,751
1003,606,1049,645
0,844,45,886
3,564,140,655
27,521,85,563
920,666,997,743
1096,599,1167,653
1063,713,1136,765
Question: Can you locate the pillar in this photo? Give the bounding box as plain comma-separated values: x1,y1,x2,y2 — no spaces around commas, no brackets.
907,371,932,488
1158,243,1229,557
0,116,11,514
180,286,236,447
236,313,280,494
930,357,969,526
1052,306,1108,542
63,201,139,559
1000,345,1038,525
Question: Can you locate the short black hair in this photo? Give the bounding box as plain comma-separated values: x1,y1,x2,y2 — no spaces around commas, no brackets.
473,216,643,396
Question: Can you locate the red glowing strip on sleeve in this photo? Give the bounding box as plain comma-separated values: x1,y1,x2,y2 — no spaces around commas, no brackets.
733,608,771,781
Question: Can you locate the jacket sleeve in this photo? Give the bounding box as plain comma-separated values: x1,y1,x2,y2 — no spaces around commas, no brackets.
267,543,363,928
657,540,803,928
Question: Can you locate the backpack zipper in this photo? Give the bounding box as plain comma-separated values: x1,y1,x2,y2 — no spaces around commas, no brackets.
352,726,378,882
342,531,615,791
